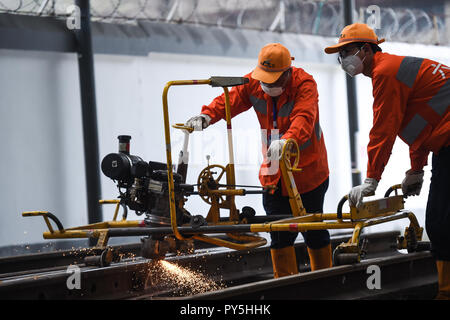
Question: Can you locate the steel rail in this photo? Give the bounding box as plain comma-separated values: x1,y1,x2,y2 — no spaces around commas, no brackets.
0,231,435,300
181,251,436,300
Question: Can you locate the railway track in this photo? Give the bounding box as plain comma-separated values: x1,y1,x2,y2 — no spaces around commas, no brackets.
182,251,436,300
0,231,437,300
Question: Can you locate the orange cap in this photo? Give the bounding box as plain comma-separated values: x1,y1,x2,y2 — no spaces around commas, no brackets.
324,23,385,54
251,43,294,84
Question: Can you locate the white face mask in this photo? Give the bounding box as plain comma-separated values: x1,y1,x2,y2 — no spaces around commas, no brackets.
341,49,365,77
260,82,284,97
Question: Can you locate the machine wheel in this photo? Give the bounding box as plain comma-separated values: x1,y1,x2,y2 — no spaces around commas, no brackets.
333,252,360,266
240,206,256,221
190,215,206,229
333,247,360,266
197,164,227,205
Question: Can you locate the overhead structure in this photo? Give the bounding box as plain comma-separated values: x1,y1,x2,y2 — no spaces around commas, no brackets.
1,0,449,46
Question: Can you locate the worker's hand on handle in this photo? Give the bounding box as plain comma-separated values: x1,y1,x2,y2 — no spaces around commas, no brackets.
266,139,287,161
184,114,211,133
401,169,424,196
348,178,378,208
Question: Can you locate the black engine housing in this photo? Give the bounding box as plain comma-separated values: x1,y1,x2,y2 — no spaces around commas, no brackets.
101,136,193,226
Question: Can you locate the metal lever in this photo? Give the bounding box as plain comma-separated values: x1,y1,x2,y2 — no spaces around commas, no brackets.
337,195,348,220
22,211,65,232
384,184,402,198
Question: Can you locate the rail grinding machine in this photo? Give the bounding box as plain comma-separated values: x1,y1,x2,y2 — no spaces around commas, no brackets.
23,76,430,267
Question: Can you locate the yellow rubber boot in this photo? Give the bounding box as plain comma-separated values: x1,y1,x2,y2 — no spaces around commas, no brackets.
270,246,299,278
307,244,332,271
435,260,450,300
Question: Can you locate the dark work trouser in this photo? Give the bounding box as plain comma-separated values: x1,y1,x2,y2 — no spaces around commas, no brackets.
425,145,450,261
263,178,330,249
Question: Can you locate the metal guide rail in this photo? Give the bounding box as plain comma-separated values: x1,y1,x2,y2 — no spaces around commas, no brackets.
0,232,436,300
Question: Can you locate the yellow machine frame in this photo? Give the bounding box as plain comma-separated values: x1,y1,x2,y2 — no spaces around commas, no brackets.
23,76,426,265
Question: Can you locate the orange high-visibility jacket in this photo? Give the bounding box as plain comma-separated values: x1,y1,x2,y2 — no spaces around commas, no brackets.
201,68,329,195
367,52,450,181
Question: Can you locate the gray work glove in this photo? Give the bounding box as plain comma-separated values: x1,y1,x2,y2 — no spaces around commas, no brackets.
185,114,212,132
266,139,287,161
349,178,378,208
402,169,424,196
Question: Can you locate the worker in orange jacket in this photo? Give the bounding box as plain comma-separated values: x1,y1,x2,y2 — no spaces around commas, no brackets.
325,23,450,299
184,43,332,278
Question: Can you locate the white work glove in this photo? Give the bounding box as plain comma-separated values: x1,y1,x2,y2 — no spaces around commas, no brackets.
185,114,212,132
266,139,286,161
402,169,424,196
349,178,378,208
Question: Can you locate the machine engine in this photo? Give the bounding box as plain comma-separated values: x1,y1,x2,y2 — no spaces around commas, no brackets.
101,135,193,227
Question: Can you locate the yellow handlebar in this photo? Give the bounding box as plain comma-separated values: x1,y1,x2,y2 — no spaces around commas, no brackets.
172,123,194,133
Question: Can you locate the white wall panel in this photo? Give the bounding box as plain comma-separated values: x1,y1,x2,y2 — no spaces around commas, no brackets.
0,49,86,247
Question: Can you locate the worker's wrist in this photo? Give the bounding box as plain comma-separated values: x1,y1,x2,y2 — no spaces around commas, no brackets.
406,169,424,175
364,177,379,186
410,162,425,173
200,114,212,124
366,171,381,182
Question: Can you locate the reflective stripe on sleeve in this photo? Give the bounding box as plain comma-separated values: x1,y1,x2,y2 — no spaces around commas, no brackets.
299,139,312,151
250,95,267,115
278,101,295,117
399,113,428,145
315,121,322,140
299,122,322,151
428,78,450,116
396,57,424,88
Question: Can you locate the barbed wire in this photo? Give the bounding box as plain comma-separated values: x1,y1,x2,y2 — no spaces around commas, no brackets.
0,0,449,46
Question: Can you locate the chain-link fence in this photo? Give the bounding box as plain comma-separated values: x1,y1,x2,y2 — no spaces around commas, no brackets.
1,0,449,45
